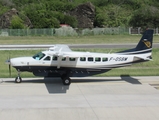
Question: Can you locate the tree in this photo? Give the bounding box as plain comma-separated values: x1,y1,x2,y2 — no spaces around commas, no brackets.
94,5,131,27
129,5,159,29
94,7,107,27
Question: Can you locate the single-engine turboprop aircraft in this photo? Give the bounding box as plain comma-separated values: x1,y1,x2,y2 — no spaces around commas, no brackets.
6,29,153,85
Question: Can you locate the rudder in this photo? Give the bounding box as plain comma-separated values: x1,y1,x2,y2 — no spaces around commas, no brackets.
135,29,153,51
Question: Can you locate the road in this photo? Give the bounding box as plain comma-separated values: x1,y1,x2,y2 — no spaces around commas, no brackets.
0,76,159,120
0,43,159,50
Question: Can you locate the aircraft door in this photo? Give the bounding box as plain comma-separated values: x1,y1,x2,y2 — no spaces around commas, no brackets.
51,56,68,69
51,56,58,67
42,56,52,66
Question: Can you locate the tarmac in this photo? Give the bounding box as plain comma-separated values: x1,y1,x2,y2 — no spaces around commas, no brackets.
0,76,159,120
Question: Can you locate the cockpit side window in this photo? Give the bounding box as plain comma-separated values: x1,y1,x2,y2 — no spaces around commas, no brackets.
44,56,51,61
33,52,45,60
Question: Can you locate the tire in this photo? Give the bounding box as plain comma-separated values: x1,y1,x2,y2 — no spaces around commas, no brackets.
15,77,22,83
62,77,71,85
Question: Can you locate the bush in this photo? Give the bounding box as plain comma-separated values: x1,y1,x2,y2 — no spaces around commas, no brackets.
63,15,77,28
10,15,25,29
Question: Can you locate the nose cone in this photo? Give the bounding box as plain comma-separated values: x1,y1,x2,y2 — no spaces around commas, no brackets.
6,57,34,67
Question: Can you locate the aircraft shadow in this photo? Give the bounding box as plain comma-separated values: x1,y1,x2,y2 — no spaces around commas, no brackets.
3,75,141,94
120,74,142,84
71,75,141,84
43,77,69,94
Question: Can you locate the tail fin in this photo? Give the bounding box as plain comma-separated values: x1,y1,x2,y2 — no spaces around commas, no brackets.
135,29,153,51
118,29,153,54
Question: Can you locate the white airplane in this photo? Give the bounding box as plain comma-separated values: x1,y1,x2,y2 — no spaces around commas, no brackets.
6,29,153,85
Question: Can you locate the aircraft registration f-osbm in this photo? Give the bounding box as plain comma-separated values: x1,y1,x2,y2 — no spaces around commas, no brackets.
6,29,153,85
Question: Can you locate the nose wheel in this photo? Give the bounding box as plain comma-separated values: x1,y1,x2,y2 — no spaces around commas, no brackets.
15,76,22,83
15,69,22,83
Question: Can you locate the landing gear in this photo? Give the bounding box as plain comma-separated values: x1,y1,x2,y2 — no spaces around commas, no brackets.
15,76,22,83
15,69,22,83
61,75,71,85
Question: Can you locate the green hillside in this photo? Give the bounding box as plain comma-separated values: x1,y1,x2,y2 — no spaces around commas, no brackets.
0,0,159,29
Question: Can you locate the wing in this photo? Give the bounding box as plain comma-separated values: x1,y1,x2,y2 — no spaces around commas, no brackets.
48,44,73,57
56,52,80,69
49,44,72,52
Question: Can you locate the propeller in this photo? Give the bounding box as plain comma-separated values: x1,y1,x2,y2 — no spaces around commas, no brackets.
8,52,11,77
9,61,11,77
6,55,11,77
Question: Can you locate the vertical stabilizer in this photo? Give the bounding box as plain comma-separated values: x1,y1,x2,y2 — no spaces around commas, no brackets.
135,29,153,51
118,29,153,54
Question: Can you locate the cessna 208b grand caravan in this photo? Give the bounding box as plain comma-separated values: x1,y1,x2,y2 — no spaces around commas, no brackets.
6,29,153,85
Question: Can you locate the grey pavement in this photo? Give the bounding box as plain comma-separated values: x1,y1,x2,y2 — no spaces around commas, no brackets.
0,76,159,120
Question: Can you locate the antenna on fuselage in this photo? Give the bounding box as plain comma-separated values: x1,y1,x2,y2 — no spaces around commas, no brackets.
109,49,112,54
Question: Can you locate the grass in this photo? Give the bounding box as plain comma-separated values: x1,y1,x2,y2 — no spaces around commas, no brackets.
0,34,159,44
0,48,158,78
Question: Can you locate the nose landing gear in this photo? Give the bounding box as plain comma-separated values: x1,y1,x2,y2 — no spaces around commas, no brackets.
15,69,22,83
15,76,22,83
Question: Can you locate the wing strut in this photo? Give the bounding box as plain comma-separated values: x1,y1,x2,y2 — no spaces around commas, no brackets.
57,56,62,68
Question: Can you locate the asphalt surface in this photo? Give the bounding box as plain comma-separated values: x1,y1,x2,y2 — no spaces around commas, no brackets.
0,43,159,50
0,76,159,120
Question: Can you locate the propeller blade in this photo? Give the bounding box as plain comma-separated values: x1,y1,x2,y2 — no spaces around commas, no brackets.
9,64,11,77
8,54,11,77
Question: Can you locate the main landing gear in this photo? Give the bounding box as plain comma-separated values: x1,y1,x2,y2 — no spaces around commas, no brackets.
15,70,22,83
61,74,71,85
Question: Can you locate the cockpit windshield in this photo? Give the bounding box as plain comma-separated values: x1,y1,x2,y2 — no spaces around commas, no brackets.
32,52,45,60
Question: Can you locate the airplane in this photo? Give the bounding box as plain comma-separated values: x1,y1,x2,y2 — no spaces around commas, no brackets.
5,29,153,85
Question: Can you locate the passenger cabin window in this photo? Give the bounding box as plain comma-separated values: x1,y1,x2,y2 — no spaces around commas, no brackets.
33,52,45,60
69,58,76,61
102,57,108,62
88,57,93,62
95,57,101,62
62,57,66,61
80,57,86,61
44,56,51,61
52,56,58,61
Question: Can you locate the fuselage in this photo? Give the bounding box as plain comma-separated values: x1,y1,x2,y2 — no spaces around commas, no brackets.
8,50,151,77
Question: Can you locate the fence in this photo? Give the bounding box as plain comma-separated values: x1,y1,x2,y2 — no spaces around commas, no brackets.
129,27,159,35
0,27,158,36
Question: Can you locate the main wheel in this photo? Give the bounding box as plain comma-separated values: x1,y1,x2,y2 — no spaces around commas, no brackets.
15,77,22,83
62,77,71,85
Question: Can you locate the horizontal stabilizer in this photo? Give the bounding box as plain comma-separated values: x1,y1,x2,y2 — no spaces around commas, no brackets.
134,56,153,61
